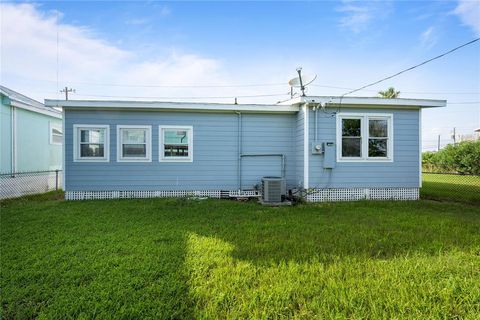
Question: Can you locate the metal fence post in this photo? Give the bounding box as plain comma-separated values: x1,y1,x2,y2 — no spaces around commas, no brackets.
55,169,59,190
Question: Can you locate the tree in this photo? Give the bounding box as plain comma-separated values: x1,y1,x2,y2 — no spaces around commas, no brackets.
378,87,400,98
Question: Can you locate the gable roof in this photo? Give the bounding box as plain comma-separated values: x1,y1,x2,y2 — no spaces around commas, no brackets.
0,85,62,118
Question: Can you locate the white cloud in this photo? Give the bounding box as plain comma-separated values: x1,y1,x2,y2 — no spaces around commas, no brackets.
453,0,480,36
0,3,226,102
420,26,438,48
337,1,393,33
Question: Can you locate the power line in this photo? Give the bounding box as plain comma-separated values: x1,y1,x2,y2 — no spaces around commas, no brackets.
69,82,286,88
341,37,480,97
72,92,290,100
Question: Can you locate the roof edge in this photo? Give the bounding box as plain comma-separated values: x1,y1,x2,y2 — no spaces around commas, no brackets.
45,99,300,113
282,96,447,108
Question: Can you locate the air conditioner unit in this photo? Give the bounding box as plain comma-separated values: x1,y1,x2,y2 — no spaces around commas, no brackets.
262,176,285,203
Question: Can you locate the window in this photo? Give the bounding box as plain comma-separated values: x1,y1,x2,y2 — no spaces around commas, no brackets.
337,114,393,162
73,125,109,162
159,126,193,162
117,125,151,162
341,117,362,158
50,122,63,145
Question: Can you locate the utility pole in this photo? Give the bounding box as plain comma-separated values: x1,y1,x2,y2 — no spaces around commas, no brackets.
437,135,440,151
452,127,456,146
60,87,75,100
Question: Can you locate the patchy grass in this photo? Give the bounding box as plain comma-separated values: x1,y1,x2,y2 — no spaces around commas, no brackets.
1,197,479,319
421,173,480,204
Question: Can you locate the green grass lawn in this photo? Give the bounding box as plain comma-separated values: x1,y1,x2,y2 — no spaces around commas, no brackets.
1,193,479,319
421,173,480,204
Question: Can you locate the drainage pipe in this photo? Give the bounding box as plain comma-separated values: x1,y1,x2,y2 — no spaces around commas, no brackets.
235,111,242,190
11,106,16,176
240,153,286,189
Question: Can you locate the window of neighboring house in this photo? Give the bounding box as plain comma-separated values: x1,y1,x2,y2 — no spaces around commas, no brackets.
74,125,109,162
117,125,151,162
50,123,63,145
337,114,393,162
159,126,193,162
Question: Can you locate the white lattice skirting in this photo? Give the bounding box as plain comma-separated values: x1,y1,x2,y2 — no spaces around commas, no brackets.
65,190,260,201
65,188,418,201
306,188,419,202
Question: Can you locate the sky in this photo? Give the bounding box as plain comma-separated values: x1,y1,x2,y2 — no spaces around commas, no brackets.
1,0,479,150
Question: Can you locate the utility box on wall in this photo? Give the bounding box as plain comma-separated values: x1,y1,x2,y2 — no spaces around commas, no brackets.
323,142,336,169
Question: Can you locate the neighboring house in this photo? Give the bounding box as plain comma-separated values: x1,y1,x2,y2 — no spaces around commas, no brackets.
1,85,62,173
46,96,445,201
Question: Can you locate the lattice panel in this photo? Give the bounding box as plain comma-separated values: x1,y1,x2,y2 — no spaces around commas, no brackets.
65,190,262,201
306,188,419,202
65,190,223,201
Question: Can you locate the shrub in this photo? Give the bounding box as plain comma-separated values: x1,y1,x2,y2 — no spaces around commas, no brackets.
422,140,480,175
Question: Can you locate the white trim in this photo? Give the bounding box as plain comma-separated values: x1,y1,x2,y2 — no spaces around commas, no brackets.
73,124,110,162
336,113,394,163
11,106,16,173
284,96,446,108
303,104,309,189
62,110,66,189
159,125,193,162
11,100,62,119
49,122,63,145
419,109,422,188
116,125,152,162
45,100,299,113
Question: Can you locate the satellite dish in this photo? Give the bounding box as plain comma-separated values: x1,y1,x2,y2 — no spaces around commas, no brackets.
288,68,317,96
288,74,317,87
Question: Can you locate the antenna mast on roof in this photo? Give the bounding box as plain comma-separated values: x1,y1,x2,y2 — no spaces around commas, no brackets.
288,68,317,97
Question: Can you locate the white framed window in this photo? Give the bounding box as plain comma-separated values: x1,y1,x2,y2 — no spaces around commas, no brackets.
117,125,152,162
73,124,110,162
336,113,393,162
50,122,63,145
159,126,193,162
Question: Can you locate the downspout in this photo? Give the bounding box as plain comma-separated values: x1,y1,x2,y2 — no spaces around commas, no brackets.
235,111,242,190
11,105,16,175
303,103,309,190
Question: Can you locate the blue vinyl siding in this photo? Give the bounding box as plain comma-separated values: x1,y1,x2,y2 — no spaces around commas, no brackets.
308,107,420,188
295,107,304,186
64,110,297,191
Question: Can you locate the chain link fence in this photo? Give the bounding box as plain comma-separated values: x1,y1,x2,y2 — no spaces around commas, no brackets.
0,170,62,200
421,172,480,204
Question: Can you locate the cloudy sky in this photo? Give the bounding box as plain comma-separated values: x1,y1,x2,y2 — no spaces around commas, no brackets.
1,0,479,150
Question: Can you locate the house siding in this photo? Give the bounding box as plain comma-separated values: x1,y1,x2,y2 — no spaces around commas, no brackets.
308,107,420,188
295,106,304,187
15,108,62,172
64,109,297,191
1,98,62,173
1,99,12,173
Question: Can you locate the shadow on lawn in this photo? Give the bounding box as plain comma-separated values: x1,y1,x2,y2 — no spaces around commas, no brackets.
155,198,480,267
2,197,479,318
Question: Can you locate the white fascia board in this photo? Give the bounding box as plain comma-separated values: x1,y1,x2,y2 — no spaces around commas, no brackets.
11,99,62,119
45,99,300,113
281,96,446,109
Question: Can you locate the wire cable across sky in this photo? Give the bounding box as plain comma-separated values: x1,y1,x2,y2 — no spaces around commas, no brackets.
340,37,480,97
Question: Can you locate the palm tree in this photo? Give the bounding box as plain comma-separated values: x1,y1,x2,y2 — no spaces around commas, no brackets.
378,87,400,98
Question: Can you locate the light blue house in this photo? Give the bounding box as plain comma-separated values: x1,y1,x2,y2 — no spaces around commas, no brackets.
1,86,62,173
46,96,445,201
